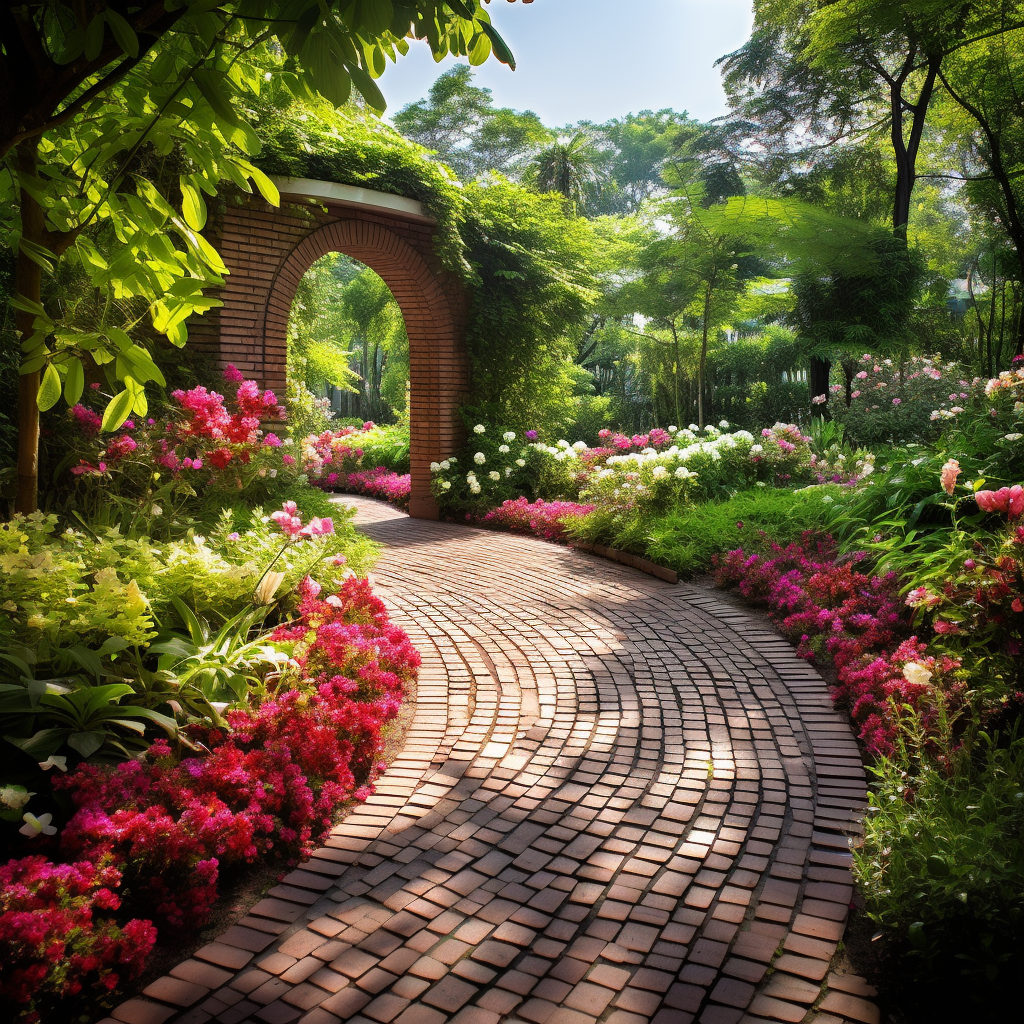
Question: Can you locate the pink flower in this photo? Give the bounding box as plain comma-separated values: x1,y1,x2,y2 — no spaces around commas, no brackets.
892,398,901,406
811,394,827,405
223,364,244,384
851,390,861,399
299,517,334,538
976,485,1024,518
939,458,960,496
282,454,296,466
262,433,282,447
856,371,868,379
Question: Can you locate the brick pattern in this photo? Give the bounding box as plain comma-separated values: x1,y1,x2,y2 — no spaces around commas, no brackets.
191,197,470,520
105,498,878,1024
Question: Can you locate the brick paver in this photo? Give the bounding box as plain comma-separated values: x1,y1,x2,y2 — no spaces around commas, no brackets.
109,498,875,1024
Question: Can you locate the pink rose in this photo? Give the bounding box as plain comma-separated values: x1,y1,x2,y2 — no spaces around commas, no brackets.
939,458,960,496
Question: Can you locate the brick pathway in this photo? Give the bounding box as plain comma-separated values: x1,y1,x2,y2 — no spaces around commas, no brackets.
104,498,878,1024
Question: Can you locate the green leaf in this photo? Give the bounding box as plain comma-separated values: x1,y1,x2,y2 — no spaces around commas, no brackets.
445,0,476,19
347,61,386,111
64,358,85,406
101,388,134,432
180,177,207,230
84,13,106,62
37,363,62,411
8,293,48,318
468,30,490,66
105,9,139,57
926,855,951,878
477,21,515,70
192,67,240,128
247,165,280,207
68,731,105,758
18,238,55,273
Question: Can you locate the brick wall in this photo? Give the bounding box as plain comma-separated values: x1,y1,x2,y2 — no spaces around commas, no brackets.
190,196,470,520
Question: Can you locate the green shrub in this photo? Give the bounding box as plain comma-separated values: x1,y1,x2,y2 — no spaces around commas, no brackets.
856,733,1024,998
359,423,411,473
570,485,842,576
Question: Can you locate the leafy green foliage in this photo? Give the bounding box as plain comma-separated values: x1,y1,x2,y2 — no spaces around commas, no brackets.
856,733,1024,998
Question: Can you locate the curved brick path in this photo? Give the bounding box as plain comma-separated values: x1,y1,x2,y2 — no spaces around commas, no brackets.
106,498,878,1024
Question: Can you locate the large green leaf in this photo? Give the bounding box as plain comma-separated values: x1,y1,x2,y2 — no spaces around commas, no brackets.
181,177,208,230
101,388,134,432
37,363,62,411
347,61,387,111
64,358,85,406
105,9,140,57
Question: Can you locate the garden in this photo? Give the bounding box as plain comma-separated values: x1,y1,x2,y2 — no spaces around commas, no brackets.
4,2,1024,1023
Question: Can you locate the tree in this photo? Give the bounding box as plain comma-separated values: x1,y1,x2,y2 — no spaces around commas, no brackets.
718,0,1010,234
393,65,551,179
1,0,519,513
529,132,606,215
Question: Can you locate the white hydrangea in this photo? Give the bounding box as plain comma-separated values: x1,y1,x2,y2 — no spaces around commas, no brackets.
442,480,452,490
572,440,587,451
503,431,516,442
674,466,695,480
505,466,513,477
488,471,500,481
652,465,668,479
750,444,763,454
668,425,678,432
498,444,510,453
430,462,441,473
440,459,451,470
474,424,486,434
719,420,730,429
515,458,526,467
474,452,486,464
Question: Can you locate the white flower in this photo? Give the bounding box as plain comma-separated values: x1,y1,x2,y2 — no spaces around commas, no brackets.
499,444,510,453
756,481,766,487
430,462,441,473
689,423,699,431
557,439,571,448
503,431,516,442
668,425,678,432
1004,433,1023,442
505,467,513,477
282,437,294,446
20,812,57,837
474,452,486,464
719,420,730,429
902,662,933,687
515,459,526,467
822,495,834,504
466,472,478,483
572,441,587,451
674,467,695,480
1,786,34,810
652,465,668,479
254,571,286,605
38,756,67,773
440,460,451,470
474,424,486,434
488,471,500,481
469,481,481,494
750,444,763,454
442,480,452,490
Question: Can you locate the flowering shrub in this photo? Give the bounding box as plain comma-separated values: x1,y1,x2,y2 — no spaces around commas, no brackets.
300,422,376,487
432,421,830,518
65,368,300,532
1,575,417,1015
344,468,411,510
0,855,156,1022
825,354,975,445
713,534,939,756
481,498,596,543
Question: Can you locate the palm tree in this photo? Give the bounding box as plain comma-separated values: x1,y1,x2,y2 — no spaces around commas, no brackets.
530,132,604,215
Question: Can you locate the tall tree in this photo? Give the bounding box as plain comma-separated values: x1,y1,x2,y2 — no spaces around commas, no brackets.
719,0,996,234
529,132,606,215
393,65,550,179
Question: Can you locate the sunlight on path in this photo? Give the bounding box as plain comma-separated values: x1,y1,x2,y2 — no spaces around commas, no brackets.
105,497,878,1024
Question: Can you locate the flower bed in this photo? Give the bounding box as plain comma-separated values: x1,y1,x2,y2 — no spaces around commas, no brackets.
0,569,417,1022
481,498,595,542
300,425,411,510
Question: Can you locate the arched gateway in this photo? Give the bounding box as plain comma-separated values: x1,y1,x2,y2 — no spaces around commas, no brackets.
190,178,471,520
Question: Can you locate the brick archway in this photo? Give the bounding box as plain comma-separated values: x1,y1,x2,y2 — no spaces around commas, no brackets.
194,180,470,519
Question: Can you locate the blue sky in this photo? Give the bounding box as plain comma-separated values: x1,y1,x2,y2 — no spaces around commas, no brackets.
378,1,755,127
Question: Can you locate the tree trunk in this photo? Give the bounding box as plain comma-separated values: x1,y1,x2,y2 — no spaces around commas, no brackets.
809,355,831,416
698,282,712,429
669,319,682,428
14,140,44,515
890,55,938,236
